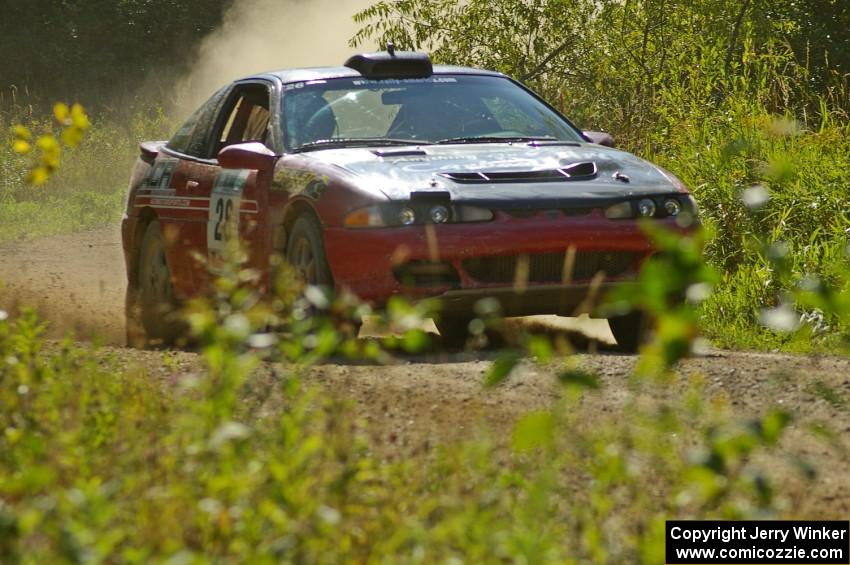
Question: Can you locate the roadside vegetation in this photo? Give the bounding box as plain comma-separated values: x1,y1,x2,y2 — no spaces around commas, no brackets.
1,3,849,559
1,235,816,562
0,97,172,243
352,0,850,352
0,0,226,243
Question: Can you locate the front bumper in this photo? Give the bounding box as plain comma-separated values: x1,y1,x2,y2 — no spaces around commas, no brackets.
323,209,690,314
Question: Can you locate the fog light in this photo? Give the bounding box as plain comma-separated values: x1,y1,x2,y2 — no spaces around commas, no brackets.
604,201,633,219
637,198,656,217
429,205,450,224
664,198,681,216
397,207,416,225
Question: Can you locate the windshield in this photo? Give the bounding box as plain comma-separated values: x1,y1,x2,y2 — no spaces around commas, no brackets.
281,75,583,152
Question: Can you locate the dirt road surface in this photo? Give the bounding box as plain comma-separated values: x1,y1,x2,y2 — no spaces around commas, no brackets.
0,227,127,342
2,227,849,517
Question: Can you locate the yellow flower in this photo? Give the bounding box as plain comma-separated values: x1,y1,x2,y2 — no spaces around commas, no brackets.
70,104,90,130
54,102,70,124
62,127,85,148
26,167,50,186
13,125,32,140
12,139,31,154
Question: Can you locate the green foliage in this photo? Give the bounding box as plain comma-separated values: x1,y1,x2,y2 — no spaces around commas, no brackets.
0,299,802,562
680,113,850,351
0,222,811,561
352,0,847,149
605,224,719,373
353,0,850,353
1,102,173,243
11,103,90,185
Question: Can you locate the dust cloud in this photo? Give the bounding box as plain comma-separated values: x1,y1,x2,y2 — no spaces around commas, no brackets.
175,0,377,114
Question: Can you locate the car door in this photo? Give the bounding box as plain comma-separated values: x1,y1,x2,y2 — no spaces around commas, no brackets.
188,80,277,292
148,87,227,300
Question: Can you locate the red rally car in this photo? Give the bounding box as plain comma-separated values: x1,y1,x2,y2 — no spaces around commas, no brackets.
121,50,697,350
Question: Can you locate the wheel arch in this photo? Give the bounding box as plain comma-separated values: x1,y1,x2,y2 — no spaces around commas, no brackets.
127,207,159,289
281,198,322,246
278,198,335,287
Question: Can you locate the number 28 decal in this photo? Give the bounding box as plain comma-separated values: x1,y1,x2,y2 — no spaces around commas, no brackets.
207,169,249,254
213,197,235,241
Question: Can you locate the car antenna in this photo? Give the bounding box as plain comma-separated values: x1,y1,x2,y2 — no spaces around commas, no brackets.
387,41,395,56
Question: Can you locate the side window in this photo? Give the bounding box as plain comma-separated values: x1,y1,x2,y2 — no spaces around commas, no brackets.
212,83,272,156
166,87,228,156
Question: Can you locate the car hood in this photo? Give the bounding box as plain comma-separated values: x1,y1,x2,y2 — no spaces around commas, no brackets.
306,143,681,206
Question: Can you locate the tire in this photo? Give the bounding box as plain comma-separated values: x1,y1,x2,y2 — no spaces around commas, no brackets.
435,317,471,349
125,285,145,348
608,310,651,353
286,215,333,287
132,220,185,347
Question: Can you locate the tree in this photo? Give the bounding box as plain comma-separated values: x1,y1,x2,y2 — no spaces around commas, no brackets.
0,0,232,109
351,0,845,149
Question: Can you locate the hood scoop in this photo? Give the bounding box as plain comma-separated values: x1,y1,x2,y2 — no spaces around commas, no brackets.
440,161,597,184
372,148,428,158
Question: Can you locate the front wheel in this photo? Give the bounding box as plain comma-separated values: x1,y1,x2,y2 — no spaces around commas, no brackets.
608,310,651,353
434,317,471,349
286,215,332,287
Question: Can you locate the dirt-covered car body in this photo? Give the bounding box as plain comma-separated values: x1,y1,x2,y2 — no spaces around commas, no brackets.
121,51,697,346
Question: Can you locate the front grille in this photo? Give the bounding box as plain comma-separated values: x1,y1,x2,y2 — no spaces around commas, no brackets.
502,208,592,219
462,251,638,284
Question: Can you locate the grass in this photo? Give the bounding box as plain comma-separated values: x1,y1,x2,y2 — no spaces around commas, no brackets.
809,381,849,410
640,97,850,353
0,101,172,244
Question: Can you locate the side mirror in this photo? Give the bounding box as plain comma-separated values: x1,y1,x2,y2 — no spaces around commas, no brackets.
218,142,277,171
582,131,615,148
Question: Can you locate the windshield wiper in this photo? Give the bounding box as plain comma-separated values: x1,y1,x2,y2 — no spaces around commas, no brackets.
435,135,559,145
293,138,432,153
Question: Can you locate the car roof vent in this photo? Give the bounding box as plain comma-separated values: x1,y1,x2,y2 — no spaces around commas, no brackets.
344,46,433,80
441,163,598,184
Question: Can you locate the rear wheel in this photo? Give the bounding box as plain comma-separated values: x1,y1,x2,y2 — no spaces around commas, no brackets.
608,310,651,353
132,221,185,347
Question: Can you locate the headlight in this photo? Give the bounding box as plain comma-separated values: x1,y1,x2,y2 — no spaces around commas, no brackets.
429,205,450,224
604,196,696,221
637,198,656,217
663,198,681,216
398,207,416,225
344,203,492,228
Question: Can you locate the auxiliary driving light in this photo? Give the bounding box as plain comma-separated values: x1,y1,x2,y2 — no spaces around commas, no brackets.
604,201,633,219
664,198,681,216
637,198,656,217
398,207,416,225
429,205,450,224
